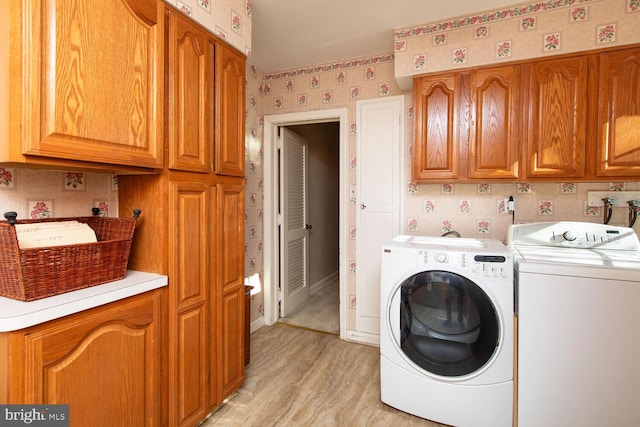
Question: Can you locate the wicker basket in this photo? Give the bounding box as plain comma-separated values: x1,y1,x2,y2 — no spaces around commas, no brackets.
0,210,139,301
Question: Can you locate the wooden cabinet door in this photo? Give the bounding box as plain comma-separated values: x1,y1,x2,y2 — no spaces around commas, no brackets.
468,66,520,180
596,47,640,177
18,291,163,427
167,10,214,173
215,44,246,177
15,0,163,168
168,181,210,427
216,183,245,400
413,74,460,181
522,56,593,178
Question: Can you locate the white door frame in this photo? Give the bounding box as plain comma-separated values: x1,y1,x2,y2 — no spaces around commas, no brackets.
263,108,348,339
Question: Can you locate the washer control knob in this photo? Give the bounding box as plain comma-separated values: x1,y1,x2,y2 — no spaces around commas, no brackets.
563,230,577,241
435,252,448,263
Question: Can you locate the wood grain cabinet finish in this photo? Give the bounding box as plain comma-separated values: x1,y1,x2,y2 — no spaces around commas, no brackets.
413,74,460,181
0,0,163,169
596,47,640,177
215,44,247,177
468,66,520,180
216,183,246,400
521,56,593,179
0,290,165,427
169,181,212,426
167,10,214,173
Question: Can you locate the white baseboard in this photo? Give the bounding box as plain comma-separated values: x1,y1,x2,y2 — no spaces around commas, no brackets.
250,317,265,334
310,270,339,295
345,329,380,347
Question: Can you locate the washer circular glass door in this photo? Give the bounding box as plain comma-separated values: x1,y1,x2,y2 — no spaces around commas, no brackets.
399,270,499,377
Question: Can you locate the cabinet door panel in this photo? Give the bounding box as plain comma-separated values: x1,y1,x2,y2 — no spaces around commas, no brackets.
169,182,209,426
597,48,640,176
523,57,591,178
215,45,246,176
220,286,244,400
217,184,245,290
21,291,162,427
469,66,519,179
413,75,459,180
18,0,163,168
216,183,245,400
168,11,213,172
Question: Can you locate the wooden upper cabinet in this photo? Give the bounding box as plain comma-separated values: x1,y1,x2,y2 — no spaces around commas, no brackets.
522,56,593,179
413,74,460,180
596,47,640,177
2,0,163,168
468,66,520,180
215,44,246,177
167,10,214,173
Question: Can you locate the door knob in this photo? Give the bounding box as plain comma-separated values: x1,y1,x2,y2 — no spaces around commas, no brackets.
305,224,312,230
361,203,367,210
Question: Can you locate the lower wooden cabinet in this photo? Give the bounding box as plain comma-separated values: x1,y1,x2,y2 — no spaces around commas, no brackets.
0,289,165,427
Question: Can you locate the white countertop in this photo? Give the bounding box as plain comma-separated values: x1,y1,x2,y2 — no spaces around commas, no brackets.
0,270,168,332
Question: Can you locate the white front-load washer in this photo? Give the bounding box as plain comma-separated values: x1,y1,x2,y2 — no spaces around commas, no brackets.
380,236,514,427
507,221,640,427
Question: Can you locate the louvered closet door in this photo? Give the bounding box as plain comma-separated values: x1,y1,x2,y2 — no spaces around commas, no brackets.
280,127,310,317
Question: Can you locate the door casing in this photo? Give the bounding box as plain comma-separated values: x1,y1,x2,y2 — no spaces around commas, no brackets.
263,109,348,339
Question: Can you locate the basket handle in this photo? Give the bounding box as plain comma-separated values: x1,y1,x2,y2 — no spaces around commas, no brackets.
3,211,17,225
90,208,141,218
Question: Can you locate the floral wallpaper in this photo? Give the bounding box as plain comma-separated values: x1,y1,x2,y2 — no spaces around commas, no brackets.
394,0,640,87
164,0,252,58
0,169,118,219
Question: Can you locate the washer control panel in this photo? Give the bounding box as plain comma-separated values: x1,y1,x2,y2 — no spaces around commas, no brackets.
418,249,512,279
507,221,640,250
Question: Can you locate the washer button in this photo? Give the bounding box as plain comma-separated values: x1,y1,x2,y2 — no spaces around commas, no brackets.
435,252,448,263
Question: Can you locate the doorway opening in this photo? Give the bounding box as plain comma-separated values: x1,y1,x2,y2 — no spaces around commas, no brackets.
263,109,348,339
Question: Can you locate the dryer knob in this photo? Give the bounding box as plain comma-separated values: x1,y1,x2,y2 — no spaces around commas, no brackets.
563,230,577,241
435,252,448,263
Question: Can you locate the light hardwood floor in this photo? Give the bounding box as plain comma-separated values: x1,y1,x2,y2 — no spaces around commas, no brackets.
201,323,447,427
278,277,340,335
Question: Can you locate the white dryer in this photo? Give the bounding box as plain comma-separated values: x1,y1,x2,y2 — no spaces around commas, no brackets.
508,222,640,427
380,236,514,427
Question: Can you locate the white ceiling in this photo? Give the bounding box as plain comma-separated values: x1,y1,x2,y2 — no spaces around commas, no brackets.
250,0,524,73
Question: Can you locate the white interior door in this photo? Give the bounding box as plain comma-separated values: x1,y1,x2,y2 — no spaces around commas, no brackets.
280,127,310,317
355,96,404,336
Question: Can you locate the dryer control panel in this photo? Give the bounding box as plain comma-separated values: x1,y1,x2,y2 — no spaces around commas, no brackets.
417,249,512,280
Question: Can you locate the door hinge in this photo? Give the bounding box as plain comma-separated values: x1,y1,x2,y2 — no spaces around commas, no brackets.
277,136,283,150
277,213,283,225
278,288,283,302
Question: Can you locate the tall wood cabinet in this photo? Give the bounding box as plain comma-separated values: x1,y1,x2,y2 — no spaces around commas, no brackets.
119,5,246,427
0,0,164,170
